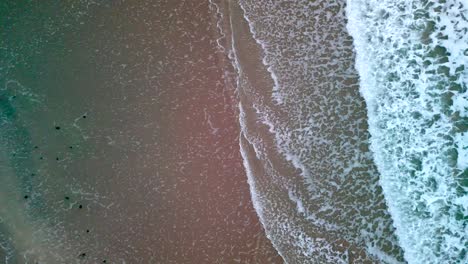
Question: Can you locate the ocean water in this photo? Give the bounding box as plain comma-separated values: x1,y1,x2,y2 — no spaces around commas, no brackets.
347,0,468,263
214,0,467,263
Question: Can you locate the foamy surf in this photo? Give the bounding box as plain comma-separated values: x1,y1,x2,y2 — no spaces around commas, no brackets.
346,0,468,263
213,0,407,262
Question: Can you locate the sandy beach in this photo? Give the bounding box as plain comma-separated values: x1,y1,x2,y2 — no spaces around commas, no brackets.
0,1,281,263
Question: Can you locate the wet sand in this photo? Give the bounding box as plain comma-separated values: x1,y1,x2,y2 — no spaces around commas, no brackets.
0,0,282,263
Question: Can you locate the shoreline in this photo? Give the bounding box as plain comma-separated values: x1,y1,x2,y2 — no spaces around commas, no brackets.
0,1,282,263
226,0,405,262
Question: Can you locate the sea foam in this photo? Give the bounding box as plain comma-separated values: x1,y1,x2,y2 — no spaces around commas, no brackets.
346,0,468,263
229,0,405,262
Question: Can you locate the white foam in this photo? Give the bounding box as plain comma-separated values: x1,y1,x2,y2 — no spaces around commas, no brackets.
238,102,288,263
288,189,305,214
366,244,404,264
346,0,468,262
233,0,405,262
237,2,286,105
455,132,468,169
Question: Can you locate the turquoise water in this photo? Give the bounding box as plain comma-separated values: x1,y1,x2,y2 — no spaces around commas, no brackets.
347,0,468,263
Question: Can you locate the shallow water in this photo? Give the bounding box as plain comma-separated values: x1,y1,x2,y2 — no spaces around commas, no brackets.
217,0,467,263
347,0,468,263
214,0,405,262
